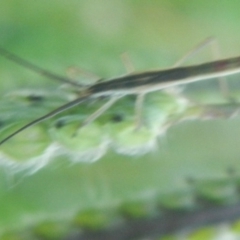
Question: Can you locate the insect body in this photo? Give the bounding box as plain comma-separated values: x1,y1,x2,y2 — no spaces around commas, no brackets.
1,41,240,145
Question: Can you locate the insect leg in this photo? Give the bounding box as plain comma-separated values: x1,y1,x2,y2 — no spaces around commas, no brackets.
208,38,230,99
66,65,101,85
135,93,145,130
120,52,145,129
134,39,222,131
121,52,135,73
172,37,229,98
73,96,122,136
172,37,217,67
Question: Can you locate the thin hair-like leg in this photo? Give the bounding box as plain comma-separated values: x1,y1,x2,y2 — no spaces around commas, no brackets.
135,93,145,130
121,53,147,129
73,96,122,136
172,37,229,98
209,39,230,98
66,65,101,85
135,38,223,130
172,37,216,67
121,52,135,74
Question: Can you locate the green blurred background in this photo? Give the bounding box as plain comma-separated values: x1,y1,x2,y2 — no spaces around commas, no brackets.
1,0,240,238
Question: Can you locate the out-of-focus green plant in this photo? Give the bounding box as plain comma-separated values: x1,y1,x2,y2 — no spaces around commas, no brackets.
1,1,240,239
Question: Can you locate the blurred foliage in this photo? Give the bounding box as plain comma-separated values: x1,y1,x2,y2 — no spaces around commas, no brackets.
1,0,240,239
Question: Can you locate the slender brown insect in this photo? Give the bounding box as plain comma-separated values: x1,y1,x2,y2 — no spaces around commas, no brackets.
0,38,239,145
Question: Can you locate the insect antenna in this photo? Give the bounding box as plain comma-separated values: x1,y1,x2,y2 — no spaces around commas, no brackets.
0,94,91,145
0,47,85,87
